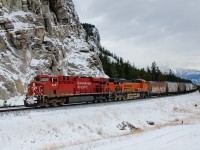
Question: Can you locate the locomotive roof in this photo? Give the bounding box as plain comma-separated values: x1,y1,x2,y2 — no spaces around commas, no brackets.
34,75,108,81
35,75,59,78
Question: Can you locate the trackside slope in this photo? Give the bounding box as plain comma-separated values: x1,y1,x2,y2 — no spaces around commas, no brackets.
0,92,200,149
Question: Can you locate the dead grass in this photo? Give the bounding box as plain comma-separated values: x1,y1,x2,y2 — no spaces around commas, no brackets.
42,143,66,150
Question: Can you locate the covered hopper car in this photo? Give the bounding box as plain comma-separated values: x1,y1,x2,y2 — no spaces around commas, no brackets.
166,82,179,94
148,81,167,96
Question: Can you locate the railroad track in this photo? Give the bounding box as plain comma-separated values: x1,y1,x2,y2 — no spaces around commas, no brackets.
0,105,24,109
0,105,31,113
0,91,196,113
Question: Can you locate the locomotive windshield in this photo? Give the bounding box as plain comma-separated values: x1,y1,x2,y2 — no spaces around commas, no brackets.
34,77,49,82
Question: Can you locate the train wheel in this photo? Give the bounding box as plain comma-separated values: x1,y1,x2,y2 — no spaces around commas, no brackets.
24,100,28,107
93,97,97,103
105,96,110,102
44,104,49,107
124,95,127,100
104,97,108,102
52,101,58,107
43,98,49,107
144,93,148,98
97,99,102,103
36,99,42,107
114,96,118,101
57,101,64,106
33,103,39,108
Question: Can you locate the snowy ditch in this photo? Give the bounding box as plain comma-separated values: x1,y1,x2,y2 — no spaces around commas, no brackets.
0,92,200,149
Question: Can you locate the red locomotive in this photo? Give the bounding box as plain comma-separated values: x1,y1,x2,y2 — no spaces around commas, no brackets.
25,75,108,107
24,74,197,107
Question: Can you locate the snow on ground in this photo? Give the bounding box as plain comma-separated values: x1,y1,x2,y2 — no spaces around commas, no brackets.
0,95,25,107
0,92,200,150
69,124,200,150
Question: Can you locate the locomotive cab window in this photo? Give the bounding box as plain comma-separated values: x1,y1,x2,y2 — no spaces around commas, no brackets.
34,78,39,81
34,77,49,82
51,78,58,83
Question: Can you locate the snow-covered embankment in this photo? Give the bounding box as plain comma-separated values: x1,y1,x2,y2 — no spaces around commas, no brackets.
0,92,200,149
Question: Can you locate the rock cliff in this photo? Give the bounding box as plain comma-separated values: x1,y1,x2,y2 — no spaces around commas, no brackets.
0,0,107,100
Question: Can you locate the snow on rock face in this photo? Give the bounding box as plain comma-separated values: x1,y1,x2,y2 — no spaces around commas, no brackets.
0,0,107,100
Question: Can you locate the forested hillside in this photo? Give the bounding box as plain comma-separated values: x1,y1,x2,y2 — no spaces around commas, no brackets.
82,23,191,83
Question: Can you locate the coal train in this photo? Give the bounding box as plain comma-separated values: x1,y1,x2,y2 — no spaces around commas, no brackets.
24,75,198,107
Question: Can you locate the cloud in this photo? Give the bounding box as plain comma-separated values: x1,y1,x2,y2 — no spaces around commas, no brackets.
73,0,200,70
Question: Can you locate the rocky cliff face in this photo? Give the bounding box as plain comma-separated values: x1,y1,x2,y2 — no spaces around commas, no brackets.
0,0,107,100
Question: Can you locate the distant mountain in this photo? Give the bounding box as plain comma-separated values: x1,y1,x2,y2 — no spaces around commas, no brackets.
160,67,200,85
173,68,200,85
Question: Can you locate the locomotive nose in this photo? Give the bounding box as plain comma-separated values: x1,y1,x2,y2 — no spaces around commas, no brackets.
27,82,44,96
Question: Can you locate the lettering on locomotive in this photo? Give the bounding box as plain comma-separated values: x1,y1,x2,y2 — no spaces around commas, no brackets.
77,82,92,85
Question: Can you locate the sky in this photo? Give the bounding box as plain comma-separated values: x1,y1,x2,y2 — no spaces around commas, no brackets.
73,0,200,70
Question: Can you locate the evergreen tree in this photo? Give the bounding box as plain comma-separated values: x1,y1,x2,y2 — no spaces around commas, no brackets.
82,22,192,83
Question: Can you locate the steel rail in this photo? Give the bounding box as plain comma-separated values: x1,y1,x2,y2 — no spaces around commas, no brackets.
0,91,196,113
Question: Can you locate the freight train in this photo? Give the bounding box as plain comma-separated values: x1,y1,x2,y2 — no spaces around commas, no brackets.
24,75,198,107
